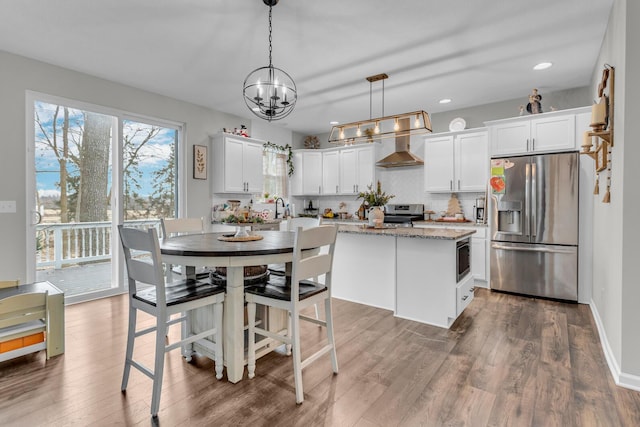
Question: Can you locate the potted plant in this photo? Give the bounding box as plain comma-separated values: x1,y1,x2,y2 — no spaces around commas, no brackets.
357,181,395,227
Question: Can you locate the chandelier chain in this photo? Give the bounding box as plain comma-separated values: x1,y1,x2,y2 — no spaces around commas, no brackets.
268,5,273,67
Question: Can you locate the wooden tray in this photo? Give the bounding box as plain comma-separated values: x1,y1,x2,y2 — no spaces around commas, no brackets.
217,234,264,242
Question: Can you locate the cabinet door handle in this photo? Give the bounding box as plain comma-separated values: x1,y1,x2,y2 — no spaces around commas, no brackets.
470,287,476,293
526,138,530,151
319,186,321,194
461,295,469,301
458,179,461,190
532,138,535,151
450,180,453,190
336,185,339,194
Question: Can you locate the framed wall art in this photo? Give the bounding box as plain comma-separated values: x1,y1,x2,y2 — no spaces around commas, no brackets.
193,145,207,180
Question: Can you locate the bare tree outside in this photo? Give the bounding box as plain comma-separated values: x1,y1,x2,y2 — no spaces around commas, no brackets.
34,101,178,288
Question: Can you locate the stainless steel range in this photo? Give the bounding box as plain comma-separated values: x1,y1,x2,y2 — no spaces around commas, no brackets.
384,204,424,227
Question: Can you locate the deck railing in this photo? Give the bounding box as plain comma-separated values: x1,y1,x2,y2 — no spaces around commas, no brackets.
36,220,161,269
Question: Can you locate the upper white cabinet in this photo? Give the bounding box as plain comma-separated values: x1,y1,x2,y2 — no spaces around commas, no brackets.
424,130,488,193
212,134,264,194
290,150,323,196
488,112,576,156
322,151,340,195
339,145,375,194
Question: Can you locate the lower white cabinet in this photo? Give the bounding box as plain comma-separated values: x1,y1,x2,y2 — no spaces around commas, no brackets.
413,224,488,287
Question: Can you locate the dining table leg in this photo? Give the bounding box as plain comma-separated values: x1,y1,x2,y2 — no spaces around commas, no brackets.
224,266,245,383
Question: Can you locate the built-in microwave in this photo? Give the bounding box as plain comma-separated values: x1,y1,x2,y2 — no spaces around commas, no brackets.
456,238,471,282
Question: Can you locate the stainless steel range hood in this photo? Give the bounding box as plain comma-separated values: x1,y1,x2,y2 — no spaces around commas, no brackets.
376,118,424,168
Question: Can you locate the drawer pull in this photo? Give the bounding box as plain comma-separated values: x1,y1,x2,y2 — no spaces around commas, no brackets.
461,295,469,301
470,287,476,293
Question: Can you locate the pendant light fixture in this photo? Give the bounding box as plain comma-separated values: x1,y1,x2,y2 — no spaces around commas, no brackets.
328,73,431,145
243,0,297,121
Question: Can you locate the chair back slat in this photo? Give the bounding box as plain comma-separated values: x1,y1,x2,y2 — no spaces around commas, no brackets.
291,225,337,301
118,226,167,305
0,292,47,329
161,217,204,238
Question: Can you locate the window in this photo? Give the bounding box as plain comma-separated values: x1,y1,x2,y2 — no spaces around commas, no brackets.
262,148,288,200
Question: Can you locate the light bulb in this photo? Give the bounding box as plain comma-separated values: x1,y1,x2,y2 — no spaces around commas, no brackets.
394,118,400,131
356,124,362,137
414,114,420,128
339,127,345,139
374,121,380,134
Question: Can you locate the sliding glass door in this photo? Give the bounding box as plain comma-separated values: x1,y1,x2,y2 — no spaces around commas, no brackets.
27,93,181,303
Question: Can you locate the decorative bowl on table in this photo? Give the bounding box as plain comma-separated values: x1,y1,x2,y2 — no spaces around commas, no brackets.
221,214,265,237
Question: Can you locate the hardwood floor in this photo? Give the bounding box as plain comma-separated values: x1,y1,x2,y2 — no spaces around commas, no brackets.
1,288,639,426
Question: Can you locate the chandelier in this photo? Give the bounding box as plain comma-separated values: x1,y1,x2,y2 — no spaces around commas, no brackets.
243,0,297,121
328,73,431,145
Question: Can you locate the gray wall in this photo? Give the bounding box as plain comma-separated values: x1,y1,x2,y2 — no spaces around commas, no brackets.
0,50,255,282
589,0,640,385
302,86,590,150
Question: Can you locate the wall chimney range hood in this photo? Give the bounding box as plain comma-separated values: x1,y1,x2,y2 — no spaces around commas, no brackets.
375,117,425,168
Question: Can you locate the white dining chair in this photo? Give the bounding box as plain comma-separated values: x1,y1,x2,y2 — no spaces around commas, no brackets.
118,226,225,418
245,224,339,404
271,216,324,321
160,217,206,282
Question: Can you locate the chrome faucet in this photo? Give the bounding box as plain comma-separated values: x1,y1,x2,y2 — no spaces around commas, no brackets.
274,198,285,219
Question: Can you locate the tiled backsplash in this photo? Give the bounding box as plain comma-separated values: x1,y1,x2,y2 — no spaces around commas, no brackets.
213,164,486,221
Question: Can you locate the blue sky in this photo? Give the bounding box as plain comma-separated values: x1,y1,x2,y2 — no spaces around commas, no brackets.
35,101,176,198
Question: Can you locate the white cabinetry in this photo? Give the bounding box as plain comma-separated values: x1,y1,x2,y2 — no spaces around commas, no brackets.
488,112,576,156
424,130,488,192
339,145,375,194
413,224,488,287
290,150,323,196
212,134,264,193
322,151,340,195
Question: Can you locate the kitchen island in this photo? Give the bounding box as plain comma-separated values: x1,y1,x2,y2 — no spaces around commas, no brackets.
333,224,476,328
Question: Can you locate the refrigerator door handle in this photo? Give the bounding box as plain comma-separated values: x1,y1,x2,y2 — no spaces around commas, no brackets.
531,162,537,238
491,243,575,254
524,162,530,237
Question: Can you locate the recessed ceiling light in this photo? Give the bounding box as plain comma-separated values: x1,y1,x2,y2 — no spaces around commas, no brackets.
533,62,553,70
330,121,339,125
439,98,452,104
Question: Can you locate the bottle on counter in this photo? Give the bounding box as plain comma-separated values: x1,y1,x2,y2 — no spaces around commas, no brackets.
284,204,291,219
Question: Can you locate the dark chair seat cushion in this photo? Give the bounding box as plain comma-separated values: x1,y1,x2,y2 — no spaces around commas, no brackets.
244,274,326,301
134,279,225,307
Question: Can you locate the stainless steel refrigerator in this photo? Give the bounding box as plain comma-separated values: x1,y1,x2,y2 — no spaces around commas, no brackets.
489,151,579,301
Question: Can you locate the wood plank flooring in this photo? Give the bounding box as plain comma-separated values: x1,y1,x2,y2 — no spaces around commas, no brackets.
1,288,639,426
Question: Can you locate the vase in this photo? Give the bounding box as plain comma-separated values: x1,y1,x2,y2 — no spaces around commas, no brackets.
368,206,385,227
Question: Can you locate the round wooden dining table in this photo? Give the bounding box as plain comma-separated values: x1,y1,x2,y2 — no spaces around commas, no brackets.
160,231,295,383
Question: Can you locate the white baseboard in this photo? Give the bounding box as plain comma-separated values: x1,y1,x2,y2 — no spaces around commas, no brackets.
589,299,640,392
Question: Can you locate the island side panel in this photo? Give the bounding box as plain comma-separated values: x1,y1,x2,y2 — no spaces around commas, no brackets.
396,236,457,328
332,232,396,311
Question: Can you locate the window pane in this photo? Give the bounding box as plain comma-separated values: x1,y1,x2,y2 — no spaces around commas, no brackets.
122,120,177,220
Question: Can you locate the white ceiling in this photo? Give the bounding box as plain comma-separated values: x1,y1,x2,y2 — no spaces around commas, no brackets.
0,0,613,135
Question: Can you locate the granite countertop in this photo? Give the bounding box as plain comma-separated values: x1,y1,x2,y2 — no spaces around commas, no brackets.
337,224,476,240
413,220,488,228
211,218,283,225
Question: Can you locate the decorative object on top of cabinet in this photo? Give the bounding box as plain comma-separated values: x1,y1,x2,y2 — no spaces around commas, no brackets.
263,141,294,176
304,135,320,149
449,117,466,132
525,88,543,114
424,130,488,193
580,64,614,203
